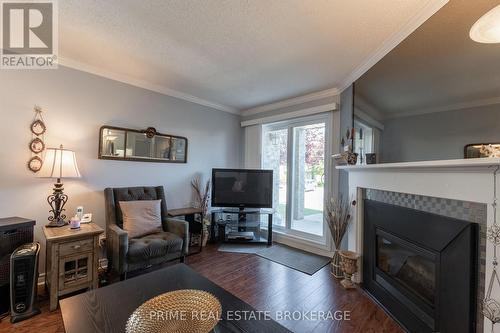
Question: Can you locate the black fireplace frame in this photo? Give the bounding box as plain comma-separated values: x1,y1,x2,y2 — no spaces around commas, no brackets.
363,200,478,333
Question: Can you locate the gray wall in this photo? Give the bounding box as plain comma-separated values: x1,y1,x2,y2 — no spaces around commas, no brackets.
339,85,353,197
0,66,242,270
381,104,500,162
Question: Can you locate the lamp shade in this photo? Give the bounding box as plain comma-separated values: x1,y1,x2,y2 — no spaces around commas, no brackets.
470,4,500,43
38,146,81,179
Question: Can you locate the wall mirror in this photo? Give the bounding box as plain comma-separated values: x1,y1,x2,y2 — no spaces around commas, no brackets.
352,0,500,164
99,126,188,163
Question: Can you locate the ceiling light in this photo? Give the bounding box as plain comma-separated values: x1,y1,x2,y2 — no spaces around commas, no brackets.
470,4,500,43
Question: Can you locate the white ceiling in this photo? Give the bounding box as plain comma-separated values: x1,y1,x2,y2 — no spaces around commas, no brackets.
58,0,447,114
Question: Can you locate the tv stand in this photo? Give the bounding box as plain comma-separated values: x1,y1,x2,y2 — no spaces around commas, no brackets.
210,208,273,246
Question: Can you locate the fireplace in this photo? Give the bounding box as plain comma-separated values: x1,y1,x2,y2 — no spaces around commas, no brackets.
363,200,479,332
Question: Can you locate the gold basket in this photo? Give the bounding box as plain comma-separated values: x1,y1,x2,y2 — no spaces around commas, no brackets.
126,289,222,333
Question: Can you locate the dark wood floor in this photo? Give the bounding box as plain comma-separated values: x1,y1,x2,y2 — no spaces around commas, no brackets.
0,244,402,333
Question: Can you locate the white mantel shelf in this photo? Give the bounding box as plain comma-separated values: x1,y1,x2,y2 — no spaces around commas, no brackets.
335,157,500,171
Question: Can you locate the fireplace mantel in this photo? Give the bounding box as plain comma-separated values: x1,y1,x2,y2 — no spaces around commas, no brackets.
339,158,498,333
336,157,500,172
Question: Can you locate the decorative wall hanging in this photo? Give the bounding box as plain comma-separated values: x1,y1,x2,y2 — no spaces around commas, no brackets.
99,126,188,163
28,106,46,173
483,165,500,330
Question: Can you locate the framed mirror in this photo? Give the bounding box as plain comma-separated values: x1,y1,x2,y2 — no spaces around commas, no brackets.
352,1,500,164
99,126,188,163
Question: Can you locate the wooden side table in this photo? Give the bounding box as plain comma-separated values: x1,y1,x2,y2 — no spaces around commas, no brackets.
43,223,104,311
167,207,203,254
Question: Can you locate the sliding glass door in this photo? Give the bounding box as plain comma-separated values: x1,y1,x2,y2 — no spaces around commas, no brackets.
262,114,330,242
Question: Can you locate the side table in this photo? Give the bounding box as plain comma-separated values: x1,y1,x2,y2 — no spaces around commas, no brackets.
43,223,104,311
167,207,203,254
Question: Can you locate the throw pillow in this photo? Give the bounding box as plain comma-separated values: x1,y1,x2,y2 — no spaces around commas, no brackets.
119,200,162,238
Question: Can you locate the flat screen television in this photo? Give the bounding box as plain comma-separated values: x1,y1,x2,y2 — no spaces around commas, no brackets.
211,168,273,209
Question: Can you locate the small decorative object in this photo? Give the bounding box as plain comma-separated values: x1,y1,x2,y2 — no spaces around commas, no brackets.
346,152,358,165
325,197,355,278
332,152,358,166
27,156,43,173
38,145,81,227
28,106,46,173
125,289,221,333
483,166,500,330
333,127,358,165
365,153,377,164
145,127,157,139
191,177,211,246
69,215,81,229
29,138,45,154
30,118,46,135
332,153,347,166
465,143,500,158
339,250,360,289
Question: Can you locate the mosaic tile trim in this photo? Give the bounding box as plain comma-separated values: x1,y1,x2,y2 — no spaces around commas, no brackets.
364,189,487,332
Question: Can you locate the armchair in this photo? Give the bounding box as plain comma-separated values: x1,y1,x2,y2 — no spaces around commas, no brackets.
104,186,189,279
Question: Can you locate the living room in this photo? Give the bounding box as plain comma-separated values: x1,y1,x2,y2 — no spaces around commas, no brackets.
1,1,500,332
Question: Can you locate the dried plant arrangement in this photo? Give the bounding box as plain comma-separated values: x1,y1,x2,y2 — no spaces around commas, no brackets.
325,196,356,278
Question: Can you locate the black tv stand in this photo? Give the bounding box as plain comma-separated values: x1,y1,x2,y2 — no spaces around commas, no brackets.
210,208,273,245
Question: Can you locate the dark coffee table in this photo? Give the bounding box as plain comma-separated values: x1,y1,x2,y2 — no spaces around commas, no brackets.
60,264,291,333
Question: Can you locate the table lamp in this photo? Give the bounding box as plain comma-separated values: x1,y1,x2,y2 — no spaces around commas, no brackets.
38,145,81,227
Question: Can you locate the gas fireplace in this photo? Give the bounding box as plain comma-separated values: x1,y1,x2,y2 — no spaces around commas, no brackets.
363,200,478,332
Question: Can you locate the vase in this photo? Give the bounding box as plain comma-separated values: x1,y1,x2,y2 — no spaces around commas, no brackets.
330,249,343,278
339,250,359,289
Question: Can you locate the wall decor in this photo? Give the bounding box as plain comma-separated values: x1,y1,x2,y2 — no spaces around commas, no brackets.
28,106,46,173
27,156,43,173
465,143,500,158
483,166,500,331
29,138,45,154
99,126,188,163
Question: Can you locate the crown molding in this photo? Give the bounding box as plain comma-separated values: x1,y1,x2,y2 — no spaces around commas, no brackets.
241,103,337,127
58,57,240,115
385,96,500,119
338,0,449,93
241,87,340,116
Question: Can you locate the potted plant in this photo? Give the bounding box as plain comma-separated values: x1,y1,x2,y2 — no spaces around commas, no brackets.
325,197,356,278
191,177,211,246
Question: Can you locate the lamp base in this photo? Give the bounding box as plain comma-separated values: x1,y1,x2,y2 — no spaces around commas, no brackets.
46,218,67,228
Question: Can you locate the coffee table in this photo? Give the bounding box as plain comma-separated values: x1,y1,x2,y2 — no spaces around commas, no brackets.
60,264,291,333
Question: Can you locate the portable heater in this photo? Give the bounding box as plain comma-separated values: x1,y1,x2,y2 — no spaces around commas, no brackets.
10,242,40,323
0,217,35,317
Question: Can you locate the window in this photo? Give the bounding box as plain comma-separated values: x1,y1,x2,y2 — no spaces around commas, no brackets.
262,114,330,241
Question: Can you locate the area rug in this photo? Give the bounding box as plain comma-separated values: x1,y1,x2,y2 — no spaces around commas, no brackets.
217,243,269,254
256,244,330,275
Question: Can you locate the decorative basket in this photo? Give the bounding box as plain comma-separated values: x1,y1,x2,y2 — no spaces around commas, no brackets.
332,152,358,166
126,289,222,333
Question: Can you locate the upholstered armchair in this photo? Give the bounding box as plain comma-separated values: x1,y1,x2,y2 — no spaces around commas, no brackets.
104,186,189,279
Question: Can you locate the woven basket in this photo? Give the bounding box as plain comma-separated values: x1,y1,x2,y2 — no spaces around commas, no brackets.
126,289,222,333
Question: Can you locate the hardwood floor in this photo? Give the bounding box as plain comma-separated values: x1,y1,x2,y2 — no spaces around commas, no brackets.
0,245,403,333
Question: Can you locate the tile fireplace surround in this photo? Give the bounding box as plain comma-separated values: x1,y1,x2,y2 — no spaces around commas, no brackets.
337,158,500,333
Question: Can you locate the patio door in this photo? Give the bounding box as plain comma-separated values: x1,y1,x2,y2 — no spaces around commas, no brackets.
262,114,330,242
